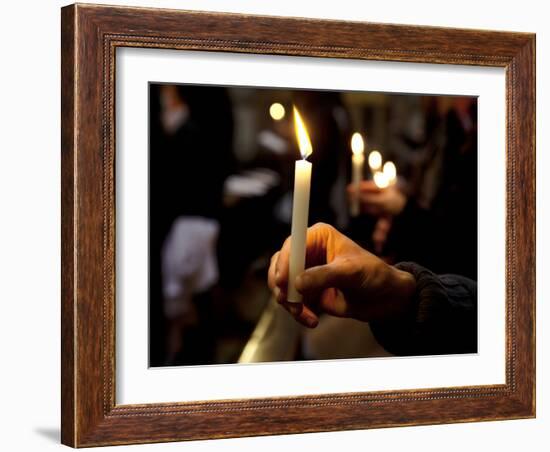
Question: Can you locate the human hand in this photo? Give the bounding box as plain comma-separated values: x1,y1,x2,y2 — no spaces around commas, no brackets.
347,180,407,217
267,223,416,328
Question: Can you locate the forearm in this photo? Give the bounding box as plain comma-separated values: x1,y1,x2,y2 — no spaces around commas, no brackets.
369,262,477,356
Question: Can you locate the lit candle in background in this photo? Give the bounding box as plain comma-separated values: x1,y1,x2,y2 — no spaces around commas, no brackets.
269,102,286,121
368,150,382,173
383,161,397,185
373,171,390,188
288,106,313,303
373,160,397,188
350,132,365,217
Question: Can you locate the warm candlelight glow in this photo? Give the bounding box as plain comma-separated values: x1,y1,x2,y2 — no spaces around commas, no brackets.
383,161,397,184
269,102,286,121
373,171,390,189
351,132,364,155
368,150,382,171
293,106,313,159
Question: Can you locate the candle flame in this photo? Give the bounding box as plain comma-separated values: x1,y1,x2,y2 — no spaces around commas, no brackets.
373,171,390,189
293,106,313,159
383,161,397,183
368,150,382,171
351,132,364,155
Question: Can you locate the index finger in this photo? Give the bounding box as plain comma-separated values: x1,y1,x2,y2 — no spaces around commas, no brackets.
267,251,280,291
274,236,291,289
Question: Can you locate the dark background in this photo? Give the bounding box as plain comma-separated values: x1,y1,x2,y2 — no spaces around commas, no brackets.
148,83,477,367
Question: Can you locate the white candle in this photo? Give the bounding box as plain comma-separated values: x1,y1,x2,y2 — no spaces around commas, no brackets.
350,132,365,217
288,107,313,303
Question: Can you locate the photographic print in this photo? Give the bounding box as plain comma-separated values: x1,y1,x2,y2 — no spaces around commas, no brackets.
61,4,534,446
148,84,478,367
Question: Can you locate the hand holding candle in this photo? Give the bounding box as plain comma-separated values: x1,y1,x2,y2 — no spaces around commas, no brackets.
357,160,405,216
268,223,417,328
350,148,398,210
348,152,402,215
288,106,313,303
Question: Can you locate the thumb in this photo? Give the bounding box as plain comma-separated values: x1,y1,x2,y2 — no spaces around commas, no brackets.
295,259,354,298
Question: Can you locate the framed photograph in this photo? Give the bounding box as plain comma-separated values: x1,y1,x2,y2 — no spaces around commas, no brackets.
61,3,535,447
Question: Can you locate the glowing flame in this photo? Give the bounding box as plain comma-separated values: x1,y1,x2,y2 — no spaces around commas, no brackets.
269,102,285,121
293,106,312,159
351,132,364,155
383,161,397,184
373,171,390,189
368,150,382,171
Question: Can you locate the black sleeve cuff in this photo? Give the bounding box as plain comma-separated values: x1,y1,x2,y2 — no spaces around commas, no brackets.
369,262,477,356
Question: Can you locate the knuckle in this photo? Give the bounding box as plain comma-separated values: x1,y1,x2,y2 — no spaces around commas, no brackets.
311,222,334,233
339,256,363,280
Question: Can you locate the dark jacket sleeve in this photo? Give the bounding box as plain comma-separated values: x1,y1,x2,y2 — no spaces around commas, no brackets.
369,262,477,356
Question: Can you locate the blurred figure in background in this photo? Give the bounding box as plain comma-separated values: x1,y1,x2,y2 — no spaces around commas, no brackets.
149,84,234,365
351,97,478,280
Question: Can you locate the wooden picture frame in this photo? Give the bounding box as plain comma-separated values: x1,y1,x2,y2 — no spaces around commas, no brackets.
61,3,535,447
